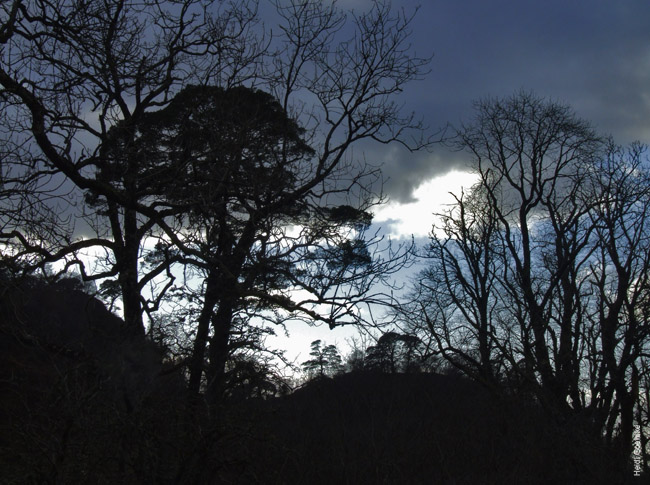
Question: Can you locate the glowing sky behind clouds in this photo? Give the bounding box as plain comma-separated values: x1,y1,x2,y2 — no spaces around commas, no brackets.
373,170,478,239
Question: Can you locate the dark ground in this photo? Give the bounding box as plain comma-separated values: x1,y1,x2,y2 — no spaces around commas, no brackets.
222,372,628,485
0,279,640,484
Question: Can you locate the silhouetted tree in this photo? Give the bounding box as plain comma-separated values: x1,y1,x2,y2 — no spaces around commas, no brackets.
411,183,504,384
223,354,291,399
0,0,427,406
99,84,314,396
302,340,344,379
401,92,650,461
365,331,424,373
0,0,265,334
582,142,650,458
345,348,367,373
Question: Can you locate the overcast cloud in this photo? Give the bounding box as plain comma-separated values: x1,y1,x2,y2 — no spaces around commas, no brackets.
377,0,650,203
15,1,650,239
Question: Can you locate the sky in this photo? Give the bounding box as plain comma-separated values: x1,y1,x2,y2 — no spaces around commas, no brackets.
363,0,650,237
271,0,650,364
19,0,650,367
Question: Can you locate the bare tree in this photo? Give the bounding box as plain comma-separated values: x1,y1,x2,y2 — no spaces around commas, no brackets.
402,92,650,462
582,142,650,458
1,0,430,405
456,93,602,410
406,183,505,385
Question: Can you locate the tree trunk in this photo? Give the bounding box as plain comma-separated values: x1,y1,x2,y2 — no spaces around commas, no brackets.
206,291,235,404
114,206,145,335
615,365,639,461
188,275,220,398
477,302,493,384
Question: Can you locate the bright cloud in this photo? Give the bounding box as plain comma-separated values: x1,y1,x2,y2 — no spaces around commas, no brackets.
373,170,478,239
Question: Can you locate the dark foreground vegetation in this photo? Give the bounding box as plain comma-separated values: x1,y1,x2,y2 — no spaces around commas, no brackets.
248,372,623,485
0,277,634,484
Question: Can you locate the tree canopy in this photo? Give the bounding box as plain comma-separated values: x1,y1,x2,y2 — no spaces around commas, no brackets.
0,0,425,403
397,91,650,464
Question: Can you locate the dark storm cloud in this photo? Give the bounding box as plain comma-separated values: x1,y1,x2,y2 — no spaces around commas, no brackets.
19,1,650,213
381,0,650,202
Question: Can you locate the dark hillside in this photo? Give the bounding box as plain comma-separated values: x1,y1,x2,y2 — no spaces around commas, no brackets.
0,277,188,484
0,278,631,484
236,372,625,485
